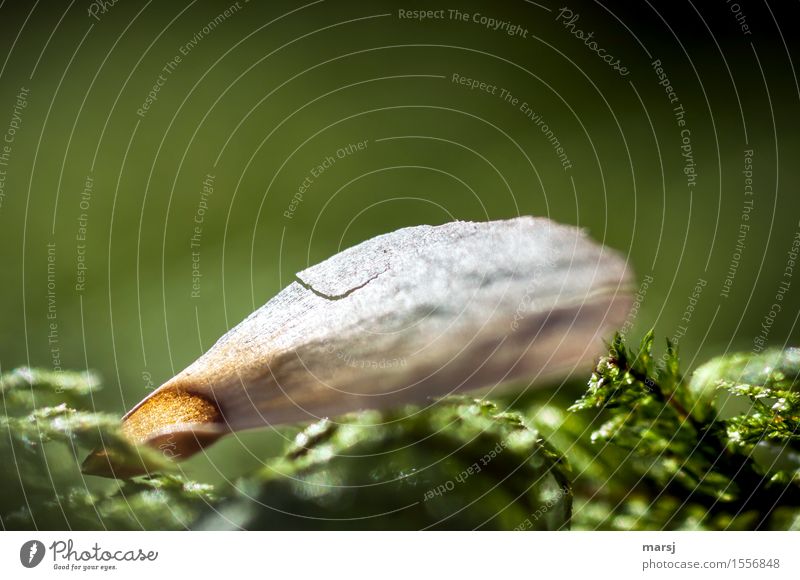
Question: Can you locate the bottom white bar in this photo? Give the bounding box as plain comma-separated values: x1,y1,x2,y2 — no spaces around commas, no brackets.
1,531,796,579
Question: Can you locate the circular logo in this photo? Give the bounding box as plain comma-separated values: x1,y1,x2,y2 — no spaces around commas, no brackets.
19,540,46,568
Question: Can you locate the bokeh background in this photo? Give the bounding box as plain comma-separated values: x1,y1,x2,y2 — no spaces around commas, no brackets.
0,0,798,487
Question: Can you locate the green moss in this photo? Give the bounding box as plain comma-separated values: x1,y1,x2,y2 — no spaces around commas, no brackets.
197,398,571,530
567,334,800,529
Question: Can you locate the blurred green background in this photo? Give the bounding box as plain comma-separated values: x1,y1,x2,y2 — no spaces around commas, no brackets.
0,0,798,485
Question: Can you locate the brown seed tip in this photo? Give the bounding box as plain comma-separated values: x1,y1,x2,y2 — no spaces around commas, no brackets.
82,389,227,478
122,389,223,444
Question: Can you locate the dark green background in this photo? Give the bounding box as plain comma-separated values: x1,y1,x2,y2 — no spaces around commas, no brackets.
1,0,798,483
